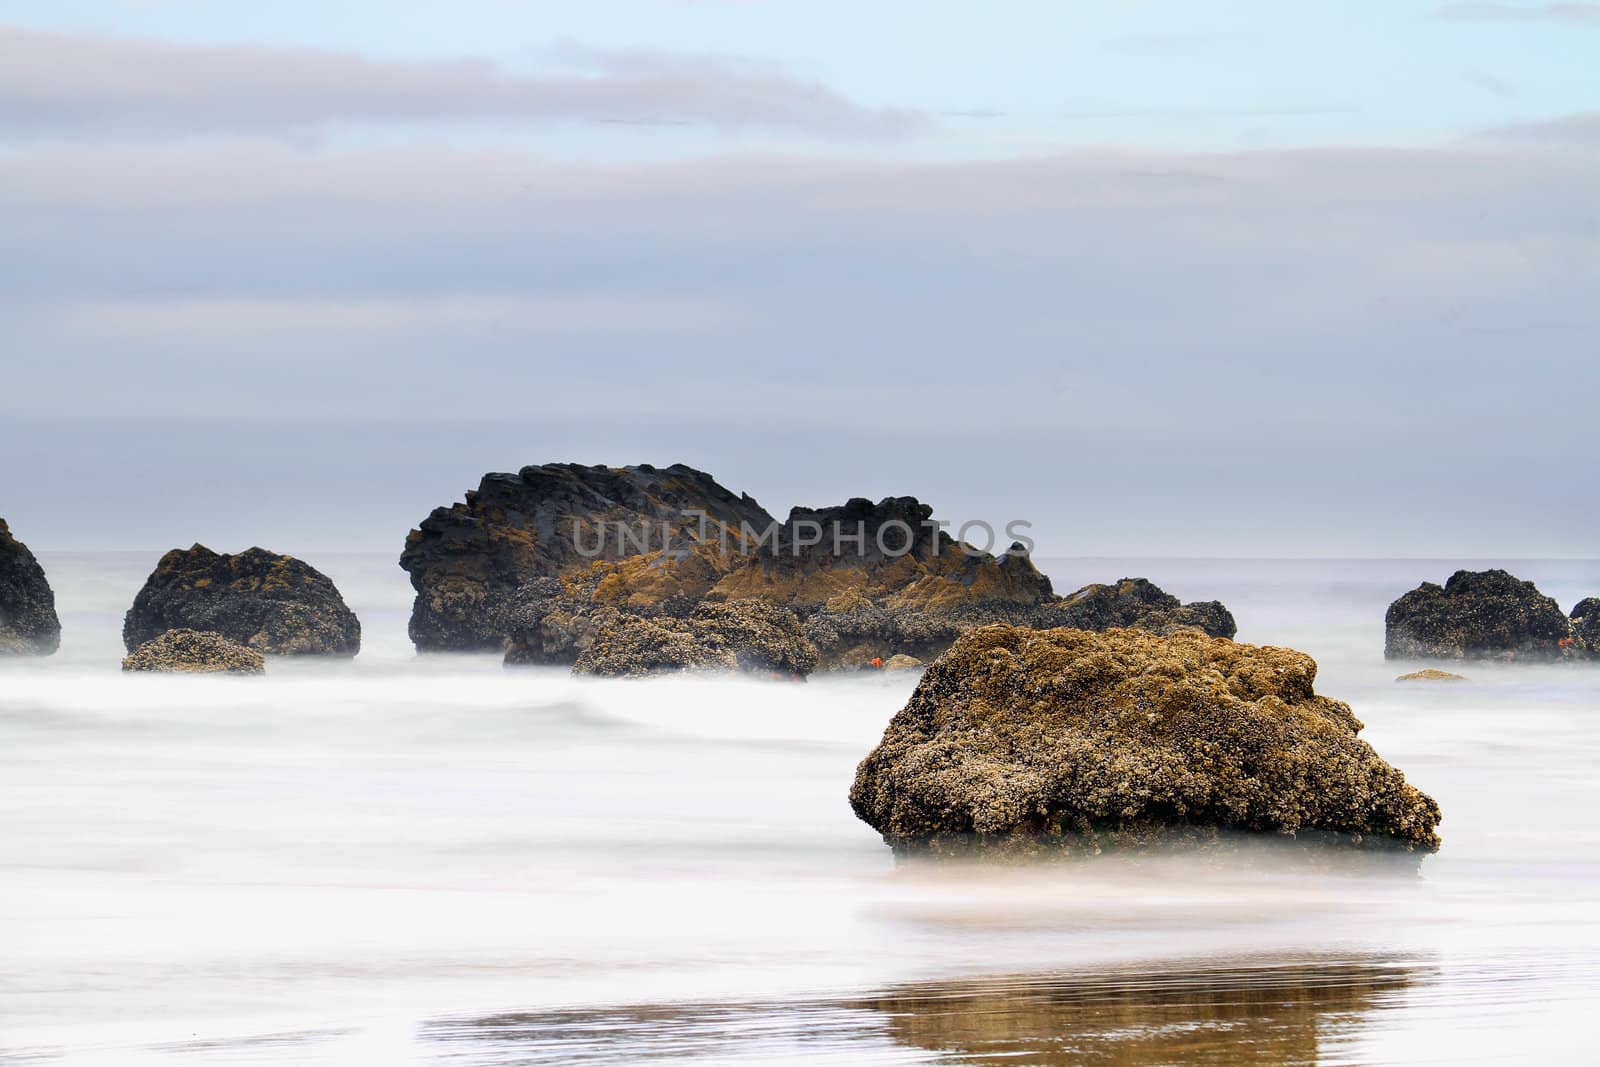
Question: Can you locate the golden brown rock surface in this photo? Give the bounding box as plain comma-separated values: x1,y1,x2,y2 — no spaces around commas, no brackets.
850,625,1441,853
122,628,265,674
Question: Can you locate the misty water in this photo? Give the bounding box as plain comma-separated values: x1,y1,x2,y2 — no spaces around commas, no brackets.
4,554,1599,1065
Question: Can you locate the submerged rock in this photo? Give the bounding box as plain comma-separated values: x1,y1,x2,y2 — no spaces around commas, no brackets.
572,599,818,678
1385,569,1574,661
850,625,1441,854
402,463,773,652
122,628,265,674
882,654,925,672
123,545,360,656
1396,669,1467,683
0,518,60,656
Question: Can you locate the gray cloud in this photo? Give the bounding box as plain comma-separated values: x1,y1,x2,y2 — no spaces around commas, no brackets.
0,25,914,140
1488,110,1600,145
1435,3,1600,23
2,133,1596,555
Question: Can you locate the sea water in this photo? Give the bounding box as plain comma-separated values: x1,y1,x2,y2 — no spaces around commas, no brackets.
3,554,1598,1064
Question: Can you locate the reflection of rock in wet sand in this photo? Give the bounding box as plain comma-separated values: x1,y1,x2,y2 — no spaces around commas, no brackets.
423,957,1417,1065
861,958,1414,1066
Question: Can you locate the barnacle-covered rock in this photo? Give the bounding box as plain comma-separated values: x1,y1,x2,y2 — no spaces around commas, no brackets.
850,625,1440,853
572,599,817,678
1396,669,1467,683
121,628,265,674
0,518,60,656
1385,569,1573,661
123,545,360,656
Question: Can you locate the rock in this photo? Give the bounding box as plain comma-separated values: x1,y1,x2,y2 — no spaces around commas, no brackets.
882,654,924,672
1571,598,1600,656
0,518,60,656
850,625,1441,854
123,545,360,656
1385,569,1574,661
1039,578,1237,639
707,498,1055,618
1396,669,1468,682
402,463,773,652
412,464,1241,669
122,628,265,674
572,599,818,678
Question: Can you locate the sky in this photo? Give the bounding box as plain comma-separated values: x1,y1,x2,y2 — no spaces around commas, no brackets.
0,0,1596,557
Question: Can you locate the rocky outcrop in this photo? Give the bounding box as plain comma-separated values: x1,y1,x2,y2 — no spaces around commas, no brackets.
0,518,60,656
572,600,818,678
122,628,265,674
1385,569,1575,661
123,545,360,656
405,464,1242,671
850,625,1441,854
401,463,773,652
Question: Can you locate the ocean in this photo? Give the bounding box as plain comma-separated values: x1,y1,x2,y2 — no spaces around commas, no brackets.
3,553,1598,1064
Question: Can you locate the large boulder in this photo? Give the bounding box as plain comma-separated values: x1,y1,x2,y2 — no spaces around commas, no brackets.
122,628,265,674
123,545,360,656
572,600,818,678
850,625,1441,854
401,463,773,651
0,518,60,656
1385,569,1574,661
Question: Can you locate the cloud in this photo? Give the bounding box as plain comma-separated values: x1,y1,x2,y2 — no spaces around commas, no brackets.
1,132,1596,554
0,25,914,141
1434,3,1600,24
1464,70,1519,98
1486,110,1600,145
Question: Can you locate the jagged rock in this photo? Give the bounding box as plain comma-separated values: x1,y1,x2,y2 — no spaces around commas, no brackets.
882,654,925,672
1571,598,1600,656
572,600,818,678
0,518,60,656
122,628,265,674
402,463,773,651
1396,669,1467,682
850,625,1441,854
123,545,360,656
1385,569,1574,661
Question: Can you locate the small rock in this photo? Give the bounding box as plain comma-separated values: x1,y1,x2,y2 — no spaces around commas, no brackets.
882,654,925,672
1395,669,1468,682
122,629,265,674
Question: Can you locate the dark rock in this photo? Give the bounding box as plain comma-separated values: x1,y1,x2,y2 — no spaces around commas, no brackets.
123,545,360,656
1384,569,1574,661
572,600,818,678
850,624,1441,854
1571,598,1600,656
401,463,773,652
122,628,265,674
0,518,60,656
1037,578,1237,639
